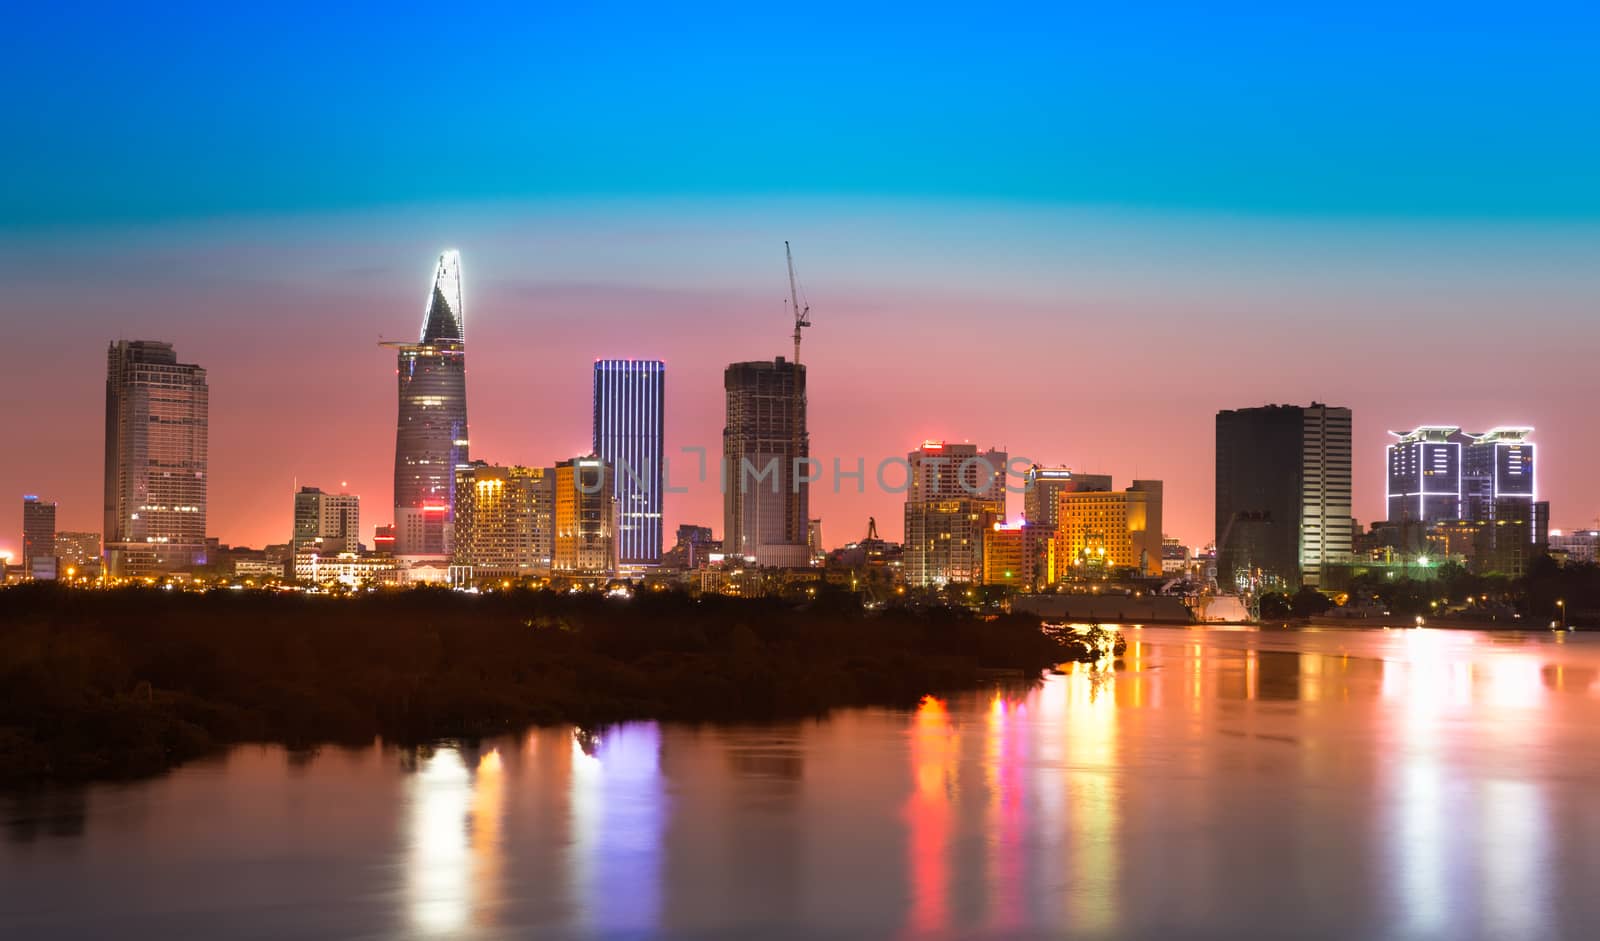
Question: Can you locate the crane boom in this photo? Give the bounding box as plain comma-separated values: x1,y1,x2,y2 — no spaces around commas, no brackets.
786,240,810,365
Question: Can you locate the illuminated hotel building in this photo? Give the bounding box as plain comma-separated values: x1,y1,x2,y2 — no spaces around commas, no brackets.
903,441,1007,587
452,462,554,577
553,456,618,577
291,487,361,554
388,250,469,556
722,358,810,568
1386,426,1465,524
1386,425,1540,544
593,359,665,567
1215,403,1352,588
1022,465,1113,530
103,340,209,577
1053,480,1164,577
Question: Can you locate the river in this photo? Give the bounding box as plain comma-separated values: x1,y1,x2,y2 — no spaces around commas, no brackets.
3,625,1598,940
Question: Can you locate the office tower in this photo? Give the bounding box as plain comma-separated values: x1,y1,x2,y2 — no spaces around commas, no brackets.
452,462,555,577
1386,426,1465,524
104,340,209,576
1215,403,1352,589
55,531,101,575
1053,480,1164,577
291,487,361,554
22,495,57,579
808,519,824,562
593,359,665,567
722,358,809,567
1462,427,1535,529
1022,465,1113,530
553,456,617,576
903,441,1007,587
388,250,469,556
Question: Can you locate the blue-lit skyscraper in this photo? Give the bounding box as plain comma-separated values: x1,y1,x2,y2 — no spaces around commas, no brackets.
593,359,665,566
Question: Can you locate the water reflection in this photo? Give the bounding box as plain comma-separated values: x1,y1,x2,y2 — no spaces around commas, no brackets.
5,627,1600,940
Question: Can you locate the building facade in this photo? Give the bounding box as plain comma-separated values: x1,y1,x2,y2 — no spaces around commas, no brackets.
553,456,618,577
1215,403,1352,589
55,531,101,576
389,250,469,556
593,359,665,567
981,521,1055,589
104,340,209,576
291,487,361,554
1054,480,1164,577
22,495,57,579
1022,466,1113,530
452,462,554,577
903,441,1008,587
722,358,810,567
1386,426,1465,524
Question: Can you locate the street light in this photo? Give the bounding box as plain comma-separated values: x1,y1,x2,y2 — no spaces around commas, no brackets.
1557,599,1566,630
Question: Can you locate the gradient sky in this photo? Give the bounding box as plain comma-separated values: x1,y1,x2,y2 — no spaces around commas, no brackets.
3,2,1598,556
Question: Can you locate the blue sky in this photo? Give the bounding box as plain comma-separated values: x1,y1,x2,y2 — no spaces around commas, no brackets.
7,1,1599,224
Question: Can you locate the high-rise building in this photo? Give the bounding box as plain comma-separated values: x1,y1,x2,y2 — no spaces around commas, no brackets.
22,495,57,579
1462,427,1536,529
1386,426,1466,524
553,456,617,577
104,340,209,577
388,250,469,556
1215,403,1352,589
291,487,361,554
722,358,809,568
1022,465,1113,530
452,462,554,577
903,441,1008,587
593,359,665,567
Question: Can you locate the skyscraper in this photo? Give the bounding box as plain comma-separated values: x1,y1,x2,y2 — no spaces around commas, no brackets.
593,359,665,568
22,495,57,579
1215,403,1352,589
388,250,469,556
903,441,1008,587
1386,426,1466,524
292,487,361,554
104,340,209,577
722,358,810,568
1461,427,1536,527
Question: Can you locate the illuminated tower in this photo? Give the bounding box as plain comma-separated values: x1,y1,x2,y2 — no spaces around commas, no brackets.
387,251,469,556
103,340,209,577
593,359,665,568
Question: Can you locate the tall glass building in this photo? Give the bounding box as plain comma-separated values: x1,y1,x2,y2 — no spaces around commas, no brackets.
593,359,665,566
103,340,209,576
388,251,469,555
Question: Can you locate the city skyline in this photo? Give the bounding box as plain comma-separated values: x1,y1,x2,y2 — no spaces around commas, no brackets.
0,220,1594,558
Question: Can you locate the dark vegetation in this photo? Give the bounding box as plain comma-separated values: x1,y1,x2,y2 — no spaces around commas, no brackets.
0,585,1072,788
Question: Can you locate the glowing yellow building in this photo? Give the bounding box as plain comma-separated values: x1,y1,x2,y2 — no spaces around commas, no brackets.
1054,480,1163,578
452,462,554,577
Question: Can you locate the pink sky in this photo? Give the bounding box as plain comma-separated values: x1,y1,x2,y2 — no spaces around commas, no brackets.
3,199,1598,558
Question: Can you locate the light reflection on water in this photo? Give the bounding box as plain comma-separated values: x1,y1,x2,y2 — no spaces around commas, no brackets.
3,626,1599,940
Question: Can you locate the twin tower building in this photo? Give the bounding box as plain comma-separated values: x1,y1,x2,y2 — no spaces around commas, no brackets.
392,250,811,576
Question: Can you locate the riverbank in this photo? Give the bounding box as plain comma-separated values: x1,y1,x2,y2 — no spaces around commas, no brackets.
0,586,1085,788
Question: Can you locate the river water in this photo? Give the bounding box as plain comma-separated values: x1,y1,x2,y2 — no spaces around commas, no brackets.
3,626,1598,940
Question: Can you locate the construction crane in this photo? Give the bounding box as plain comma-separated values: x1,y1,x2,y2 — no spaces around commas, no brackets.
785,242,811,549
786,241,811,366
